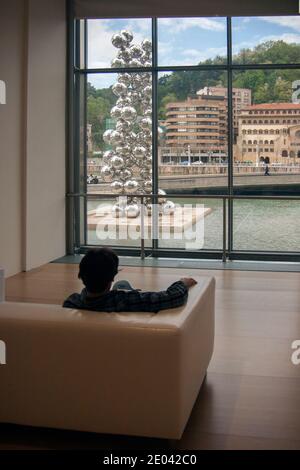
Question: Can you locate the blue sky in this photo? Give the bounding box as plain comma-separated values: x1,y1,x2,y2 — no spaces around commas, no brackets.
87,16,300,88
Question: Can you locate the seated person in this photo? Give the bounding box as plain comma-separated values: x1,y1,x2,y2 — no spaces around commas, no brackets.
63,248,197,313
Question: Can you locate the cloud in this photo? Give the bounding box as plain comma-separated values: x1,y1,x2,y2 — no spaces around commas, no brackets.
232,32,300,56
182,46,227,62
158,41,174,57
87,19,151,69
158,17,226,33
260,16,300,32
259,33,300,45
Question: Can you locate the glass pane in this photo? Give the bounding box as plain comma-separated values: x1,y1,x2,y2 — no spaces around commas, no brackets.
232,69,300,194
156,197,224,251
233,199,300,252
158,17,227,66
232,16,300,65
157,70,228,251
232,68,300,253
87,19,152,69
158,70,228,195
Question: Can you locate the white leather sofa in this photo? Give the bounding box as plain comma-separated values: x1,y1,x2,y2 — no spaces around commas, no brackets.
0,275,215,439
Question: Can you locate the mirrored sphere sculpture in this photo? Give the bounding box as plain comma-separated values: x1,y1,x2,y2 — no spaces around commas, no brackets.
99,30,173,218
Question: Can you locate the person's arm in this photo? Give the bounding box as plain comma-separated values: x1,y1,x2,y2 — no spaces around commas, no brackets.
114,278,197,313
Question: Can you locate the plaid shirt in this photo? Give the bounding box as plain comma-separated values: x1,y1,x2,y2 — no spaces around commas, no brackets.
63,281,188,313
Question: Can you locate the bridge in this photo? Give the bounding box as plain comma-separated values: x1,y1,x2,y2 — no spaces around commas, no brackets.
88,173,300,194
87,163,300,194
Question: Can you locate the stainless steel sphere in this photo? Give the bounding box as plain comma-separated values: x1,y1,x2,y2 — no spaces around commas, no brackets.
133,145,147,159
158,189,167,204
111,57,125,68
100,165,114,183
112,32,127,48
121,106,137,121
102,150,114,164
115,144,130,156
145,203,152,215
143,180,152,193
118,73,132,86
128,91,140,104
131,74,142,87
117,49,131,63
140,117,152,130
116,120,131,132
129,58,142,68
111,180,124,194
110,105,122,119
109,130,123,146
130,44,143,58
112,82,127,97
162,200,175,215
111,203,124,218
103,129,113,144
121,30,133,45
158,126,164,138
110,155,124,169
124,179,139,194
142,39,152,52
143,85,152,98
140,168,151,180
125,204,140,218
116,96,132,107
120,168,132,180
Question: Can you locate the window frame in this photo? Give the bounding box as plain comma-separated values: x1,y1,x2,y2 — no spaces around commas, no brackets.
67,14,300,262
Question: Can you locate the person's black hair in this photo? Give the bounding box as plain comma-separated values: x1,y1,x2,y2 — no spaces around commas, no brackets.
78,248,119,293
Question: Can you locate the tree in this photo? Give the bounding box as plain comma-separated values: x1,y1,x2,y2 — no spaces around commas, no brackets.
87,95,112,150
158,93,177,119
157,40,300,108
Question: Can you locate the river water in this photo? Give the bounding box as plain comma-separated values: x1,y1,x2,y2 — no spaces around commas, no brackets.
87,197,300,253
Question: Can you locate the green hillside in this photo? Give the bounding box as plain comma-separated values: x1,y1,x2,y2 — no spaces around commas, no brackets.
87,40,300,150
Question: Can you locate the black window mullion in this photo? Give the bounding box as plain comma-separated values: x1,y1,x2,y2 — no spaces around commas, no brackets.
151,17,159,254
227,16,234,257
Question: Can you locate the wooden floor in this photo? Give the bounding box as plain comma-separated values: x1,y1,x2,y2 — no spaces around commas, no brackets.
1,263,300,450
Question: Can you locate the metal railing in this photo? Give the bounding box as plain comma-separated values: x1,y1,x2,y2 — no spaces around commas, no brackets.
67,192,300,262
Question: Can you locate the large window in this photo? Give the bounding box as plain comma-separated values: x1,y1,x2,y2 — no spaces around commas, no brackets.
70,16,300,261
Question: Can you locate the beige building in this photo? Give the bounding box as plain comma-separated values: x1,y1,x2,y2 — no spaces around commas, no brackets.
197,86,252,137
87,123,93,153
235,103,300,164
162,95,227,164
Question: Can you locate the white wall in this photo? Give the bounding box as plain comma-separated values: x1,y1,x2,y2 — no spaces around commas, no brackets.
25,0,66,270
0,0,66,277
0,0,26,277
